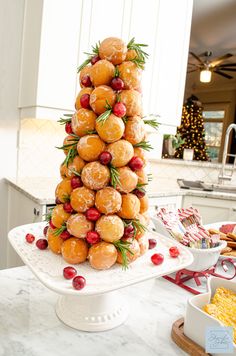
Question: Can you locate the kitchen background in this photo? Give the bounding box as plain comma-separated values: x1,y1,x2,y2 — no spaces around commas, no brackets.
1,0,236,269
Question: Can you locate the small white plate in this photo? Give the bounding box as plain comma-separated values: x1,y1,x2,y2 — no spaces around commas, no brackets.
8,222,194,296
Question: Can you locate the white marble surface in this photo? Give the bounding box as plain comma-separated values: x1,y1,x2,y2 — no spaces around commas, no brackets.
0,266,190,356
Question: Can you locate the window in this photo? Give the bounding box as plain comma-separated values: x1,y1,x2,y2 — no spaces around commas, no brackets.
202,103,230,163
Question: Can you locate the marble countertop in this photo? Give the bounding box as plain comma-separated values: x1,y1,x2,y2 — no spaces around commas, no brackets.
5,176,236,206
0,266,191,356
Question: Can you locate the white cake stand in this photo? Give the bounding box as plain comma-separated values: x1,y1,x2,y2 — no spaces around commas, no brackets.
8,222,193,331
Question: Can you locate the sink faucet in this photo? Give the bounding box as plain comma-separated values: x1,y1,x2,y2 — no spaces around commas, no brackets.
218,123,236,184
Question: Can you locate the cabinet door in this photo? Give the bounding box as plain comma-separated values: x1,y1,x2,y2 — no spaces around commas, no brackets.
182,196,232,225
7,186,44,268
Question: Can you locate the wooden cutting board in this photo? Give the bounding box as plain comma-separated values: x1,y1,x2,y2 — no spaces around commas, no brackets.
171,318,211,355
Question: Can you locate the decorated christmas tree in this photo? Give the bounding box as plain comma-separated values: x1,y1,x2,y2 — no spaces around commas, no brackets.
45,37,158,271
175,95,209,161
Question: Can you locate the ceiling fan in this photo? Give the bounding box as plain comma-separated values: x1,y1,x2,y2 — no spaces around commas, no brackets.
188,51,236,82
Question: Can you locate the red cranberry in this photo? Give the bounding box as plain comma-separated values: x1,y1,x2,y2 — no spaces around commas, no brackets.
81,75,92,87
133,189,145,199
86,231,101,244
151,253,164,265
98,151,112,165
91,55,100,65
55,197,62,204
85,207,101,221
25,233,35,244
169,246,180,258
71,176,83,189
128,156,144,171
36,239,48,250
113,102,126,117
63,202,74,214
49,220,56,229
72,276,86,290
63,266,77,280
110,77,125,91
123,225,135,239
60,230,71,240
43,225,49,237
65,122,73,134
80,94,90,109
148,239,157,249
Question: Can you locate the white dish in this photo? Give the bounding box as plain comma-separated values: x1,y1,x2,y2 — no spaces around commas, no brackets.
8,222,193,331
151,216,227,271
184,276,236,356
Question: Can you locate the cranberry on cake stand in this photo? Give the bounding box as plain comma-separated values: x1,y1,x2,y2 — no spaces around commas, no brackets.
8,222,193,332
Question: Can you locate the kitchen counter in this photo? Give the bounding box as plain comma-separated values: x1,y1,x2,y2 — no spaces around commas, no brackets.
0,266,191,356
6,176,236,206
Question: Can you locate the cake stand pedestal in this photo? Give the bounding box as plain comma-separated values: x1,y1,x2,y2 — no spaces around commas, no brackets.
8,222,193,332
56,291,128,331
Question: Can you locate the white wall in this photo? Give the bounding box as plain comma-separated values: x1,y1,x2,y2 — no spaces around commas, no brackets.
0,0,25,268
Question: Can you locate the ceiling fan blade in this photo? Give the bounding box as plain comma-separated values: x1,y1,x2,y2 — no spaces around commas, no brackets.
216,68,236,72
189,52,204,64
210,53,233,67
187,69,197,73
217,63,236,67
214,70,233,79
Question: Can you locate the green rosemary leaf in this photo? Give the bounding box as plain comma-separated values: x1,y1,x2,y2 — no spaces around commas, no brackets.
113,240,133,270
123,218,147,237
62,194,70,203
85,130,97,135
130,57,145,69
77,58,91,73
63,148,77,167
58,117,71,125
96,109,112,124
122,116,128,124
43,209,53,222
127,37,149,66
133,141,153,151
143,118,160,130
69,168,81,177
63,114,73,117
109,165,120,189
114,66,120,77
53,224,67,237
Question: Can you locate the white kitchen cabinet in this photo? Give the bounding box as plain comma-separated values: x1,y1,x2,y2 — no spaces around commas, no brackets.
6,186,47,268
182,195,236,225
18,0,192,128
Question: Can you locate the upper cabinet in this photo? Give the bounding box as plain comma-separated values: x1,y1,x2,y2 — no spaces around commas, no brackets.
19,0,192,125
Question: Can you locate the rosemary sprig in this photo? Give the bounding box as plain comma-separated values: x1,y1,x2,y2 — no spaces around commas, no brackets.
113,240,133,270
77,42,100,72
114,66,120,77
63,148,78,167
62,194,70,203
44,209,53,222
109,165,120,189
123,218,147,237
56,135,80,150
68,168,81,177
58,117,71,125
63,114,73,117
133,141,153,151
96,101,112,125
85,130,97,135
53,224,67,237
127,37,148,68
143,117,160,130
122,116,128,124
136,182,148,193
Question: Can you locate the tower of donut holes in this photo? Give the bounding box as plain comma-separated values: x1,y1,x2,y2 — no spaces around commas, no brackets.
49,37,150,270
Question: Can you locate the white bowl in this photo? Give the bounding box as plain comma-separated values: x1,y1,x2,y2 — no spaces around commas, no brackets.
151,216,227,272
184,276,236,355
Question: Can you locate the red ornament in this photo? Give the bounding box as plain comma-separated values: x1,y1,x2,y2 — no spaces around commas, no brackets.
128,156,143,171
98,151,112,165
71,176,83,189
113,102,126,117
91,55,100,65
148,239,157,250
80,94,90,109
36,239,48,250
86,231,101,244
63,202,74,214
60,230,71,240
81,75,92,87
110,77,124,91
123,225,135,239
65,122,73,134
